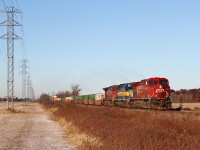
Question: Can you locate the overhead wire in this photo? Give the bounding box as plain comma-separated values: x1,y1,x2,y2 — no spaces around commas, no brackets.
0,0,25,65
2,0,6,8
0,28,7,64
13,0,31,97
6,0,26,59
10,0,13,7
14,0,26,59
1,0,30,98
15,0,19,10
12,0,28,74
0,0,8,97
0,0,7,64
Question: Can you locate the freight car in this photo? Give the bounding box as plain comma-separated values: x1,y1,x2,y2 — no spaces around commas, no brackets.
102,77,172,110
72,93,105,105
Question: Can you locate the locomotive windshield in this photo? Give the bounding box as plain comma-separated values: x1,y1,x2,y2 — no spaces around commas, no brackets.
149,80,158,85
159,80,169,85
118,84,132,91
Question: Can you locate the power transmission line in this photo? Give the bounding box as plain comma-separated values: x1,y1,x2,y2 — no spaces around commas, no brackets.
1,0,29,101
15,0,19,9
4,0,25,59
0,28,6,63
1,0,6,8
0,29,6,63
0,6,22,110
12,0,26,59
10,0,13,7
0,47,6,64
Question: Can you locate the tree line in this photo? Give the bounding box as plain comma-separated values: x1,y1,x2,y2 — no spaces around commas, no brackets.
39,84,81,101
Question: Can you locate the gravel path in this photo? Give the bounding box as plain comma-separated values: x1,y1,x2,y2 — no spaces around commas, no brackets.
0,102,77,150
0,102,23,110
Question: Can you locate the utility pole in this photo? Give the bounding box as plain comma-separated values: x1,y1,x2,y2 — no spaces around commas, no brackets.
0,7,22,110
20,59,28,102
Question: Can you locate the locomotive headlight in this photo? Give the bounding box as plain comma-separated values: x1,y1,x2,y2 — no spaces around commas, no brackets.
156,89,164,93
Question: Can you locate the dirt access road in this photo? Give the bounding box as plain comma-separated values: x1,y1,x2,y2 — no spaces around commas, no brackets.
0,102,76,150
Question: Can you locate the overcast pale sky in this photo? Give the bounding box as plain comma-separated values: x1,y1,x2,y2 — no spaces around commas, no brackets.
0,0,200,98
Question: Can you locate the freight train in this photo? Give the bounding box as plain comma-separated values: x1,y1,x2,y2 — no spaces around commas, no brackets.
51,77,172,110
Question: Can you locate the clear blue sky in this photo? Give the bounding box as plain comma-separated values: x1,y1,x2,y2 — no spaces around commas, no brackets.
0,0,200,98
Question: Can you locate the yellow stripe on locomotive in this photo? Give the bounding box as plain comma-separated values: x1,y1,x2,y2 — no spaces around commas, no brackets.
117,91,132,97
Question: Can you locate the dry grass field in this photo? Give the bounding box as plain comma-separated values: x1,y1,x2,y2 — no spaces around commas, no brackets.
172,103,200,110
40,100,200,150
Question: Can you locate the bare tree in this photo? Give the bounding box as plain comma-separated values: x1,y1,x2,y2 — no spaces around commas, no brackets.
39,93,50,102
56,91,65,98
71,84,81,96
65,91,71,97
56,90,71,98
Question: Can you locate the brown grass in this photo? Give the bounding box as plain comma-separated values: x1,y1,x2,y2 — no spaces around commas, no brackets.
173,103,200,110
40,100,200,150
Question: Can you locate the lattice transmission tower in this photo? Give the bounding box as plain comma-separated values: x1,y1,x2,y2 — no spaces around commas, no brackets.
27,75,31,101
27,74,35,101
30,86,35,101
0,7,22,110
20,59,28,102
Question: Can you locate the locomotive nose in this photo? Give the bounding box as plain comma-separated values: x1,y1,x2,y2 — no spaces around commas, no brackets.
155,85,166,98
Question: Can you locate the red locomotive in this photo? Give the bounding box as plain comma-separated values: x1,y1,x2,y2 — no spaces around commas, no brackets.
103,77,172,110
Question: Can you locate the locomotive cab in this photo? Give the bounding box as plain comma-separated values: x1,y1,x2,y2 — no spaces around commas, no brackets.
147,77,170,100
103,85,119,101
